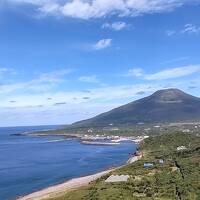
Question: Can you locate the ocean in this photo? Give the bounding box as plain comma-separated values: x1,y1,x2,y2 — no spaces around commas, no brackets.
0,126,137,200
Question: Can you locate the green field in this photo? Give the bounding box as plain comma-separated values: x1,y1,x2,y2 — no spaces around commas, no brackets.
46,132,200,200
30,122,200,138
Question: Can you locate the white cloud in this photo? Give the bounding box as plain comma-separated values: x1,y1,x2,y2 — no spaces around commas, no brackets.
0,67,11,73
6,0,200,19
160,57,189,65
37,69,72,83
0,83,160,108
0,101,121,126
181,24,200,34
93,39,112,50
127,65,200,80
0,67,15,77
165,30,176,36
79,75,99,83
166,23,200,36
6,0,50,5
2,76,199,126
1,75,200,126
0,69,72,94
39,2,60,14
145,65,200,80
126,68,144,77
102,21,128,31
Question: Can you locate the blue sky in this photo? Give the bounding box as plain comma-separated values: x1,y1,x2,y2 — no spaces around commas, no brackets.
0,0,200,126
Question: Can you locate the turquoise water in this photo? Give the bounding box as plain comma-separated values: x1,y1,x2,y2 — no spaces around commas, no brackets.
0,126,137,200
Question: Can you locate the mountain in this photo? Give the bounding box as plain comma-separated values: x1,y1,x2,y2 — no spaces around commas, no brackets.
72,88,200,128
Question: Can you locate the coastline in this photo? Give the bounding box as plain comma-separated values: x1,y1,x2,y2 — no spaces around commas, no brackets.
17,169,114,200
17,155,141,200
16,131,143,200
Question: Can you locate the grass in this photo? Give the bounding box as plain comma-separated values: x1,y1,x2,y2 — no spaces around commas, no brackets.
45,132,200,200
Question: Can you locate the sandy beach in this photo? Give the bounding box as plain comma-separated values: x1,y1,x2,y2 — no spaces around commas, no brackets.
17,155,142,200
17,169,113,200
127,155,142,164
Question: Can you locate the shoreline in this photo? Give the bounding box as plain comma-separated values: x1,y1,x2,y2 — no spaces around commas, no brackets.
16,132,143,200
17,168,115,200
17,154,141,200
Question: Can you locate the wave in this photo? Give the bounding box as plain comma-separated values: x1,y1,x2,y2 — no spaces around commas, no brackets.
44,139,67,143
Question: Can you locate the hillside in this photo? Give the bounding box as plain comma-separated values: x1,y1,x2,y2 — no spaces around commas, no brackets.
46,132,200,200
72,88,200,128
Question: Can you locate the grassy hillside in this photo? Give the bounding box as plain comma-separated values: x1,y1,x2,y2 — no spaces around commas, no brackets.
45,132,200,200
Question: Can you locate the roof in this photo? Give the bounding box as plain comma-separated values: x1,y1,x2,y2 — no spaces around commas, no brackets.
105,175,130,183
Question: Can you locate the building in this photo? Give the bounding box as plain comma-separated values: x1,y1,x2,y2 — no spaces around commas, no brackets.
144,163,154,168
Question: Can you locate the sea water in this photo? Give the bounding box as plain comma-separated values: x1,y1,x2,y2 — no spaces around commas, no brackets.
0,126,137,200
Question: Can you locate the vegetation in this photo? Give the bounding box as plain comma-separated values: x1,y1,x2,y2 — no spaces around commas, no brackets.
30,122,200,137
45,132,200,200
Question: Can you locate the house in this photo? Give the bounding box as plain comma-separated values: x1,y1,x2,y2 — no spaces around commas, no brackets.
177,146,187,151
182,129,190,133
158,159,164,164
105,175,130,183
87,129,93,133
144,163,154,168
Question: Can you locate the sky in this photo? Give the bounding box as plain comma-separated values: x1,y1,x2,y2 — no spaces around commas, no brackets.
0,0,200,127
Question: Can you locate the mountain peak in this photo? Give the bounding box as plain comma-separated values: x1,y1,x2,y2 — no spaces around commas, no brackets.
150,88,194,102
152,88,186,96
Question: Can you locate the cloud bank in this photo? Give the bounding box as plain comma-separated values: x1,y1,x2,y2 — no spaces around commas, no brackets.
127,65,200,80
7,0,200,19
